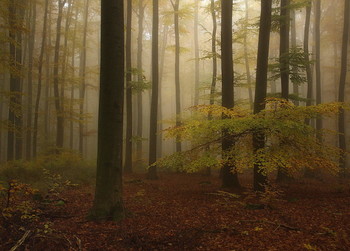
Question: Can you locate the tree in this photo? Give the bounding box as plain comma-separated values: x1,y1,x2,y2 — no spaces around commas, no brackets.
124,0,133,173
89,0,125,221
53,0,67,149
136,0,146,166
304,0,312,125
221,0,240,188
193,0,200,106
171,0,182,154
253,0,273,191
79,0,90,155
33,0,49,158
315,0,322,140
148,0,159,179
338,0,349,170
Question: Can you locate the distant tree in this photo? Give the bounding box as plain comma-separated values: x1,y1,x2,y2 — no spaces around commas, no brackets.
148,0,159,179
253,0,273,192
243,0,253,110
304,0,312,125
193,0,200,106
53,0,67,149
221,0,240,188
33,0,49,158
315,0,322,140
171,0,182,155
124,0,133,173
79,0,90,155
338,0,350,170
89,0,125,221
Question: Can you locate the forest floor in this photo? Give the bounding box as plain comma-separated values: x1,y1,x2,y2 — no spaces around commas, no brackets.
2,172,350,250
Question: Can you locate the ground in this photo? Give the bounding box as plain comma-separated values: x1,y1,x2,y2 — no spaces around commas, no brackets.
1,173,350,250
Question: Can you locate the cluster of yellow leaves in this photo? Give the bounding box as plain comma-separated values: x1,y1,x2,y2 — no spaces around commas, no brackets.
161,99,347,175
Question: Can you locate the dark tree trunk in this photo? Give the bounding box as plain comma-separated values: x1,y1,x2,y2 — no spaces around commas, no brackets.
172,0,182,154
221,0,240,189
148,0,159,179
209,0,217,107
304,0,312,125
244,0,253,110
33,0,49,158
276,0,291,182
89,0,125,221
26,0,36,160
315,0,322,140
79,0,89,155
53,0,67,149
338,0,350,170
280,0,290,100
253,0,273,192
124,0,133,173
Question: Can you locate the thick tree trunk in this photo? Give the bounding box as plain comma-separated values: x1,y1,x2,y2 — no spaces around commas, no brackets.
253,0,273,192
221,0,240,189
89,0,125,221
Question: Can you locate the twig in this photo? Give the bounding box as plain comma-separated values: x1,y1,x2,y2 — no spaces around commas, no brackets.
240,220,300,231
75,235,82,251
10,230,31,251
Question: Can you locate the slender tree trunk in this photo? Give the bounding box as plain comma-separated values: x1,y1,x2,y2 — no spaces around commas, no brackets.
291,7,299,106
304,0,312,125
70,10,78,150
338,0,350,170
33,0,49,158
221,0,240,188
148,0,159,179
136,1,145,166
315,0,322,140
124,0,133,173
173,0,182,154
209,0,217,107
194,0,200,106
253,0,273,192
44,3,52,143
79,0,89,155
157,24,169,159
244,0,253,110
89,0,125,221
53,0,67,149
25,0,36,160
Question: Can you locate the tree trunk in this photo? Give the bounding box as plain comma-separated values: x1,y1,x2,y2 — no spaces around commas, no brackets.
33,0,49,158
315,0,322,140
221,0,240,188
124,0,133,173
304,0,312,125
136,0,145,166
89,0,125,221
209,0,217,107
338,0,350,170
53,0,67,149
147,0,159,179
253,0,273,192
194,0,200,106
79,0,89,155
173,0,182,154
244,0,253,110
